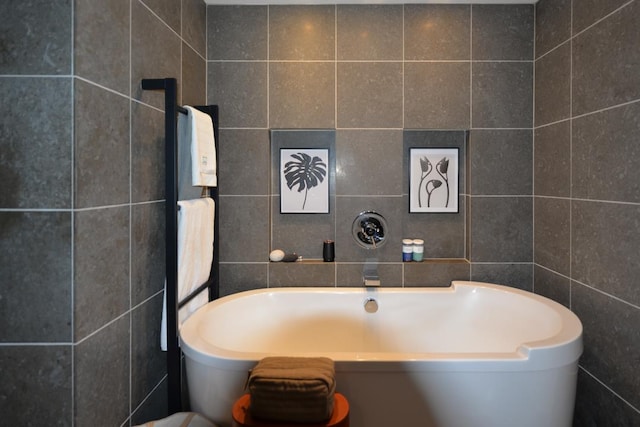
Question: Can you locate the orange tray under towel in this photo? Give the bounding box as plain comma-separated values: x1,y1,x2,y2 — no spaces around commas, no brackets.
232,393,349,427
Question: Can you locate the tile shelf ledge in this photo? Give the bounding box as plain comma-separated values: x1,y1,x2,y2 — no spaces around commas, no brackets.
205,0,537,5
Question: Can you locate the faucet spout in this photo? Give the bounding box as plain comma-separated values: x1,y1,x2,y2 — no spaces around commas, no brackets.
363,259,380,287
363,276,381,287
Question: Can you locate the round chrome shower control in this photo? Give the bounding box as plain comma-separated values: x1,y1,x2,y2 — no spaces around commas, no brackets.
352,211,388,249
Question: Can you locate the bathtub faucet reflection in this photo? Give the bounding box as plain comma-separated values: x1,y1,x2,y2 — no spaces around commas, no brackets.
363,259,380,287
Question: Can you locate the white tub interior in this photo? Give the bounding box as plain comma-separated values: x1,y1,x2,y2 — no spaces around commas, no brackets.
182,282,581,365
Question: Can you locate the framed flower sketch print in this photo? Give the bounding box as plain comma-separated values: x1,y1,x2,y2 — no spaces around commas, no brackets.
409,147,459,213
280,148,329,213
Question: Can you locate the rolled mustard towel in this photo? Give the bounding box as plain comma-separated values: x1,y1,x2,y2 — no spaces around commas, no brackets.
247,357,336,423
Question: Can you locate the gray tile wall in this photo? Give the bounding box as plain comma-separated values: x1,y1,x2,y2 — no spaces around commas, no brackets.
0,0,206,425
535,0,640,422
207,4,534,292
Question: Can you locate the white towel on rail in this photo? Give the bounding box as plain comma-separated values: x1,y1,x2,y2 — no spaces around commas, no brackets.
178,106,217,187
161,197,215,351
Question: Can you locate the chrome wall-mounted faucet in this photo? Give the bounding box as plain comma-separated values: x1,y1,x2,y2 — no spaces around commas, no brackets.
363,259,380,287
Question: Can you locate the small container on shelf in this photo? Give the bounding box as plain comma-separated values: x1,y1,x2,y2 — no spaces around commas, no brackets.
402,239,414,262
412,239,424,262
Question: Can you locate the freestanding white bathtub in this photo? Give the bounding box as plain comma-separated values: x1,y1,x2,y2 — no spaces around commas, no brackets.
180,281,583,427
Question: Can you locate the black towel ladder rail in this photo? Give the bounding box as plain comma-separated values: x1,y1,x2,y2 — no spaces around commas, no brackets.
141,78,219,414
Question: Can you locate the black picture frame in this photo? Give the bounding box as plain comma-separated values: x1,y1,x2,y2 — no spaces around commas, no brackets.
409,147,460,213
279,148,330,213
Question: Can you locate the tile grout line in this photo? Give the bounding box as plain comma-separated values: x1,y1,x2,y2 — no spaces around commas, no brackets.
532,3,536,294
127,0,134,424
267,5,271,289
533,263,640,309
579,367,640,415
569,0,574,311
334,5,338,258
468,5,473,268
402,4,405,131
70,0,76,424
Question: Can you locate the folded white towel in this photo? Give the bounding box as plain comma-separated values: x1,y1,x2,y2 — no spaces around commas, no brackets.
177,198,215,313
161,198,215,351
178,106,217,187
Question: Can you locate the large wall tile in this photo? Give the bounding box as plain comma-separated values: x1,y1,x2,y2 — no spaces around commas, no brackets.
181,42,206,106
131,202,165,306
182,0,206,57
404,5,470,60
271,199,335,260
131,294,166,410
572,1,640,116
0,77,72,209
337,5,402,61
131,101,164,203
403,130,468,195
469,130,532,195
269,62,335,128
534,42,570,126
404,62,470,129
0,345,72,426
572,282,640,410
131,0,181,109
218,129,270,196
140,0,180,34
403,196,466,259
335,196,404,262
472,62,532,129
337,263,402,287
574,368,640,426
131,378,169,425
0,212,71,342
572,0,630,35
75,0,129,94
75,315,129,427
533,265,570,308
74,207,130,341
405,261,470,287
535,0,571,58
402,132,467,258
219,196,269,262
534,197,570,276
534,121,570,197
470,196,532,262
337,62,403,128
470,263,533,291
269,5,335,60
269,262,335,287
74,80,130,208
218,263,268,297
571,200,640,306
336,130,403,196
472,5,533,60
270,130,336,258
0,0,71,74
208,61,267,128
572,102,640,204
207,5,267,60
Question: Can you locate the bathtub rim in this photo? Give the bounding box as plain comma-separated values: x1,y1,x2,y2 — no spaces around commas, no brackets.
179,281,583,372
